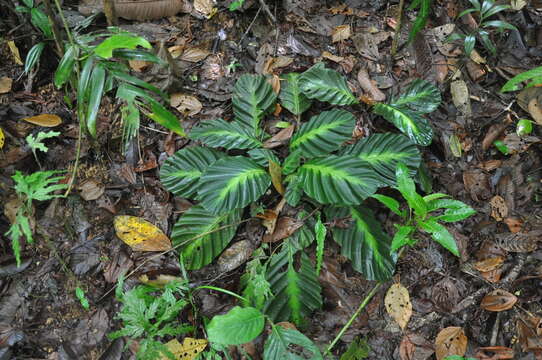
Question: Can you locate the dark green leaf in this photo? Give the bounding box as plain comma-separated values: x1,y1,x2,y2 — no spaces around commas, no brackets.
299,63,358,105
94,34,151,59
290,109,356,158
190,119,263,150
457,8,478,18
501,66,542,92
54,44,78,88
279,73,312,115
468,0,481,11
478,30,496,55
372,104,433,146
160,146,224,198
86,63,106,138
315,215,326,275
77,56,94,127
418,218,459,256
284,175,303,207
340,337,370,360
232,74,277,134
327,206,396,281
171,205,241,270
464,34,476,57
282,149,302,175
482,20,516,31
198,156,271,214
427,199,476,222
24,42,45,74
482,4,510,19
112,49,164,64
297,155,380,205
146,100,186,136
207,306,265,345
264,325,323,360
390,79,441,113
30,7,52,38
108,68,167,99
248,148,280,167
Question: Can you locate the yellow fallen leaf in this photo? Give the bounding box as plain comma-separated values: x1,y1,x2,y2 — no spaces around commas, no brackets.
0,127,5,149
0,77,12,94
114,215,172,251
22,114,62,127
8,41,23,65
269,160,284,195
384,283,412,330
162,337,208,360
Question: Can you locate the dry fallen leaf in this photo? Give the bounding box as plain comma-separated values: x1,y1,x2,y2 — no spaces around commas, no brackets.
357,68,386,102
475,346,514,359
217,239,254,272
517,315,542,352
179,48,210,63
263,125,294,149
480,289,517,311
7,40,23,65
451,79,472,117
268,74,281,94
503,217,523,233
262,216,303,243
495,231,540,252
528,97,542,125
0,77,13,94
384,283,412,330
79,179,105,201
399,333,434,360
170,93,202,116
435,326,467,360
139,273,184,287
22,114,62,127
490,195,508,221
473,256,505,273
163,337,207,360
322,51,345,63
194,0,215,18
332,25,351,43
269,160,284,195
129,59,151,72
114,215,172,251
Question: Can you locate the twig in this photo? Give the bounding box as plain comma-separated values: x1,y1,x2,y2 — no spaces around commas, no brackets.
390,0,405,57
258,0,276,23
490,312,500,346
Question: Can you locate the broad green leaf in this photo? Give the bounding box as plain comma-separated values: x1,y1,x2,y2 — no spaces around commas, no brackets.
284,175,303,207
373,103,433,146
190,119,263,150
264,251,322,324
290,109,356,158
264,325,323,360
287,213,314,251
297,155,380,205
198,156,271,214
516,119,533,136
314,215,326,275
501,65,542,92
24,42,45,74
160,146,224,198
391,225,415,252
418,218,459,256
247,148,280,167
427,199,475,222
112,49,164,64
171,205,241,270
232,74,277,134
422,193,449,203
371,194,404,217
86,63,106,138
282,149,302,175
279,73,312,115
54,44,78,88
390,79,441,113
327,206,396,281
94,34,151,59
299,63,358,105
342,133,421,185
395,163,427,217
207,306,265,345
407,0,430,43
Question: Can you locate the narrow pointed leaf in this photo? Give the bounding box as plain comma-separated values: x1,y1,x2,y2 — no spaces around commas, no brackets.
54,44,78,88
159,146,224,198
407,0,430,43
279,73,312,115
232,74,277,133
171,205,241,270
327,206,396,281
342,133,421,185
190,119,263,150
373,103,433,146
297,155,380,205
396,163,427,217
391,225,415,252
290,109,356,158
390,79,441,113
418,218,459,256
86,63,106,138
299,63,358,105
198,156,271,214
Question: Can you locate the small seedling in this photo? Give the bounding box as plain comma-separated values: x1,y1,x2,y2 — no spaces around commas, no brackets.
75,287,90,310
26,130,60,168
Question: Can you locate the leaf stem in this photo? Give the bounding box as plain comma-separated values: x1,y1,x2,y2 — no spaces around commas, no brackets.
195,285,248,303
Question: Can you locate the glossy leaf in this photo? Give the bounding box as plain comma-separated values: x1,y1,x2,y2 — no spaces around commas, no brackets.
299,63,358,105
327,206,396,281
342,133,421,185
160,146,224,198
372,194,404,217
264,325,323,360
418,218,459,256
232,74,277,134
171,205,241,270
282,149,302,175
207,306,265,345
516,119,533,136
501,65,542,92
24,42,45,74
290,109,355,158
285,175,303,207
373,103,433,146
54,44,78,88
279,73,312,115
198,156,271,214
112,49,163,64
94,34,151,59
390,79,441,113
464,34,476,57
391,225,415,252
395,163,427,217
86,63,106,138
297,155,380,205
76,56,95,133
247,148,280,167
427,198,476,222
146,99,185,136
190,119,263,150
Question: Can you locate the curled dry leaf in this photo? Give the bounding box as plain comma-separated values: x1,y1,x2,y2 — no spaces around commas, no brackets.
435,326,467,360
0,77,13,94
263,125,294,149
164,337,207,360
262,216,303,243
517,315,542,352
490,195,508,221
332,25,351,43
475,346,514,359
22,114,62,127
79,179,105,201
114,215,172,251
268,74,281,94
384,283,412,330
480,289,517,312
170,93,202,116
399,333,434,360
217,240,254,272
357,68,386,102
473,256,505,273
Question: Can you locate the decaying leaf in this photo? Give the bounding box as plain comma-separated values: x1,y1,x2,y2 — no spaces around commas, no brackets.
129,59,151,72
179,48,211,63
517,315,542,353
22,114,62,127
435,326,467,360
262,216,303,243
473,256,505,273
332,25,351,43
0,77,12,94
357,68,386,102
322,51,345,63
503,217,523,233
269,160,284,195
490,195,508,221
194,0,215,18
163,337,207,360
480,289,517,311
451,79,471,118
114,215,172,251
399,333,434,360
384,283,412,330
475,346,514,359
495,231,540,252
79,179,105,201
7,40,23,65
139,272,184,287
170,93,202,116
528,97,542,125
217,240,254,272
263,126,294,149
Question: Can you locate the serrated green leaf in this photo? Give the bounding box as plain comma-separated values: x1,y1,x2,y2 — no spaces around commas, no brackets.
299,63,358,105
159,146,224,198
373,103,433,146
171,205,241,270
390,79,441,113
390,225,415,252
54,44,78,88
327,206,396,281
418,218,459,256
290,109,356,158
396,163,427,217
264,251,322,324
501,65,542,92
232,74,277,134
207,306,265,345
264,325,323,360
94,34,151,59
342,133,421,186
190,119,263,150
198,156,271,214
297,155,380,205
279,73,312,115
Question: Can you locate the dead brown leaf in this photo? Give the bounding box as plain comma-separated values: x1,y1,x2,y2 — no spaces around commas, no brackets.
503,217,523,233
332,25,351,43
384,283,412,330
480,289,517,311
129,59,151,72
262,216,303,243
517,315,542,352
473,256,505,272
217,240,254,272
194,0,215,17
435,327,467,360
0,77,13,94
528,97,542,125
170,93,202,116
263,126,294,149
357,68,385,102
322,51,345,63
475,346,514,359
463,169,491,201
79,179,105,201
495,231,540,252
268,74,281,94
432,277,460,312
490,195,508,221
180,48,210,62
269,160,284,195
22,114,62,127
399,333,434,360
451,79,471,117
